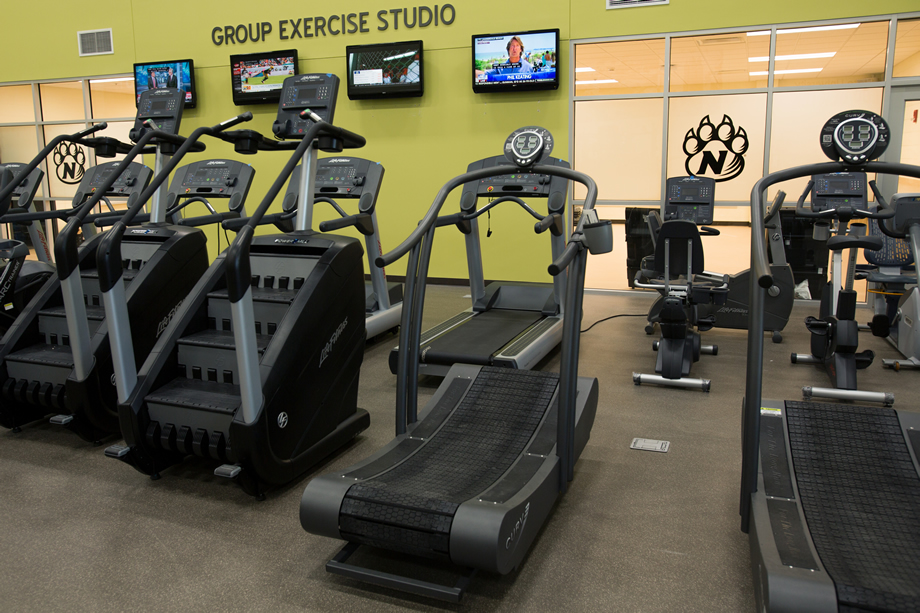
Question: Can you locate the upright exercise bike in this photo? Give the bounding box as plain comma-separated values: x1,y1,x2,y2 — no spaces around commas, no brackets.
789,171,896,405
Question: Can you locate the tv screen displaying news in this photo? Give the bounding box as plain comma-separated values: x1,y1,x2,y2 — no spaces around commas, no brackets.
230,49,298,106
134,59,196,107
346,40,423,100
472,29,559,94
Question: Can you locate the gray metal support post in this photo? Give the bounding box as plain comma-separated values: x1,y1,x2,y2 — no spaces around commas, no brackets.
296,146,318,232
102,279,137,403
60,269,93,380
231,287,263,424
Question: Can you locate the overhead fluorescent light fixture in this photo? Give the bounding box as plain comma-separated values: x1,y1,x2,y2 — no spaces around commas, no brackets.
575,67,596,73
576,79,619,84
749,68,823,76
749,52,836,62
747,23,859,36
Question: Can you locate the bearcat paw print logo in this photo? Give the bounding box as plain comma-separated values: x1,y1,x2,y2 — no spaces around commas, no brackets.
683,115,749,182
53,142,86,185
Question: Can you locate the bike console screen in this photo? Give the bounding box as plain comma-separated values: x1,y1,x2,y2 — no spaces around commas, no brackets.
663,176,715,225
811,172,868,213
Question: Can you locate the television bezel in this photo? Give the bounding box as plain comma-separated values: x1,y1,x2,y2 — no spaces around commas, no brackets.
229,49,299,106
471,28,560,94
133,58,197,108
345,40,424,101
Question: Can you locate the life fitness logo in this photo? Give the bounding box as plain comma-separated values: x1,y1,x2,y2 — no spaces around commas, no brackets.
319,317,348,367
53,142,86,185
683,115,749,182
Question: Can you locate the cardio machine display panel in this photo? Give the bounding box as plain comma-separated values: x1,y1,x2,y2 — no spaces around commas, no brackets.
273,74,339,139
84,162,145,196
820,110,890,164
131,88,185,140
811,172,869,212
663,176,715,225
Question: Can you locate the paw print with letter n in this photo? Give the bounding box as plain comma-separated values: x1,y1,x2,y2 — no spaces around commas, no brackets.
683,115,748,182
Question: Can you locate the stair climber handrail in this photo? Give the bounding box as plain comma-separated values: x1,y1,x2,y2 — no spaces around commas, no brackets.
94,112,253,294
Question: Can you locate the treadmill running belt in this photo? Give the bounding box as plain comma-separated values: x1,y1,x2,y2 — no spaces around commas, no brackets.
421,310,543,366
785,401,920,613
340,368,559,559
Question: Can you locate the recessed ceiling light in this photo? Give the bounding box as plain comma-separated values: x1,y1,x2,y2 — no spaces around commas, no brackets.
749,52,836,62
575,67,596,73
749,68,823,76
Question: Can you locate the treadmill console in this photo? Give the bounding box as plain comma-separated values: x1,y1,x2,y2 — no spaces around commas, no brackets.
811,172,868,213
504,126,554,167
282,158,384,213
820,110,890,164
462,155,570,213
166,159,255,213
272,74,339,139
130,88,185,142
74,161,153,204
663,176,715,225
0,163,43,210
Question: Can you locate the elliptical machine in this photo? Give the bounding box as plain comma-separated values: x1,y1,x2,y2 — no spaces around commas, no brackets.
789,170,896,405
104,74,370,498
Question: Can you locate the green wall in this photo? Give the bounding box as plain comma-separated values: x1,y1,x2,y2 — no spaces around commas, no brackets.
2,0,916,280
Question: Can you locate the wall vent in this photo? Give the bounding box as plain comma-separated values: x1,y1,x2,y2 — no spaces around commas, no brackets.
78,29,113,56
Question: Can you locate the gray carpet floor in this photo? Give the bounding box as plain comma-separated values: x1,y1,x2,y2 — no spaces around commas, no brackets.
0,286,915,612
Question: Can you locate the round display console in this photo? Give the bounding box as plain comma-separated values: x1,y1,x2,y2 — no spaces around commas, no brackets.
504,126,554,167
820,110,890,164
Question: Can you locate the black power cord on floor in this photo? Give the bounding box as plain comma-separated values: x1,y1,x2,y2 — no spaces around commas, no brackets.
580,313,647,334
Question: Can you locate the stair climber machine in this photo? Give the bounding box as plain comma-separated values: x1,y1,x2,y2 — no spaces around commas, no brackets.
862,191,920,371
387,150,572,377
643,176,795,343
789,168,896,405
0,124,145,334
741,109,920,613
299,126,613,602
0,88,254,443
0,163,53,333
104,74,371,498
633,176,729,391
278,157,402,339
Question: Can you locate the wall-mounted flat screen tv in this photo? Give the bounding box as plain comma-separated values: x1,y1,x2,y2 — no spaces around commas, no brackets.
133,59,196,107
472,29,559,94
230,49,298,106
346,40,423,100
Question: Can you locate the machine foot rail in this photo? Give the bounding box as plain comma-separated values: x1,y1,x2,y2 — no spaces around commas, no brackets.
802,385,894,406
633,372,711,392
326,541,477,603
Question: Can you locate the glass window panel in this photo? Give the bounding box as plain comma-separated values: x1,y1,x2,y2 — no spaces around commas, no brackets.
666,93,767,205
574,98,664,201
670,32,770,93
0,85,36,123
43,123,89,200
574,39,665,95
39,81,85,122
897,100,920,193
0,126,39,170
774,22,888,87
893,18,920,78
768,88,882,200
90,78,136,119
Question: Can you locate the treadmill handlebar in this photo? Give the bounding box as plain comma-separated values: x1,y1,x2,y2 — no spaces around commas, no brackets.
94,113,254,294
0,122,109,204
223,119,366,303
376,164,599,269
740,159,920,532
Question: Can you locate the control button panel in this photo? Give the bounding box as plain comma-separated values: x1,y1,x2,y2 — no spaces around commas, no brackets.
504,126,554,167
820,110,890,163
663,176,715,225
